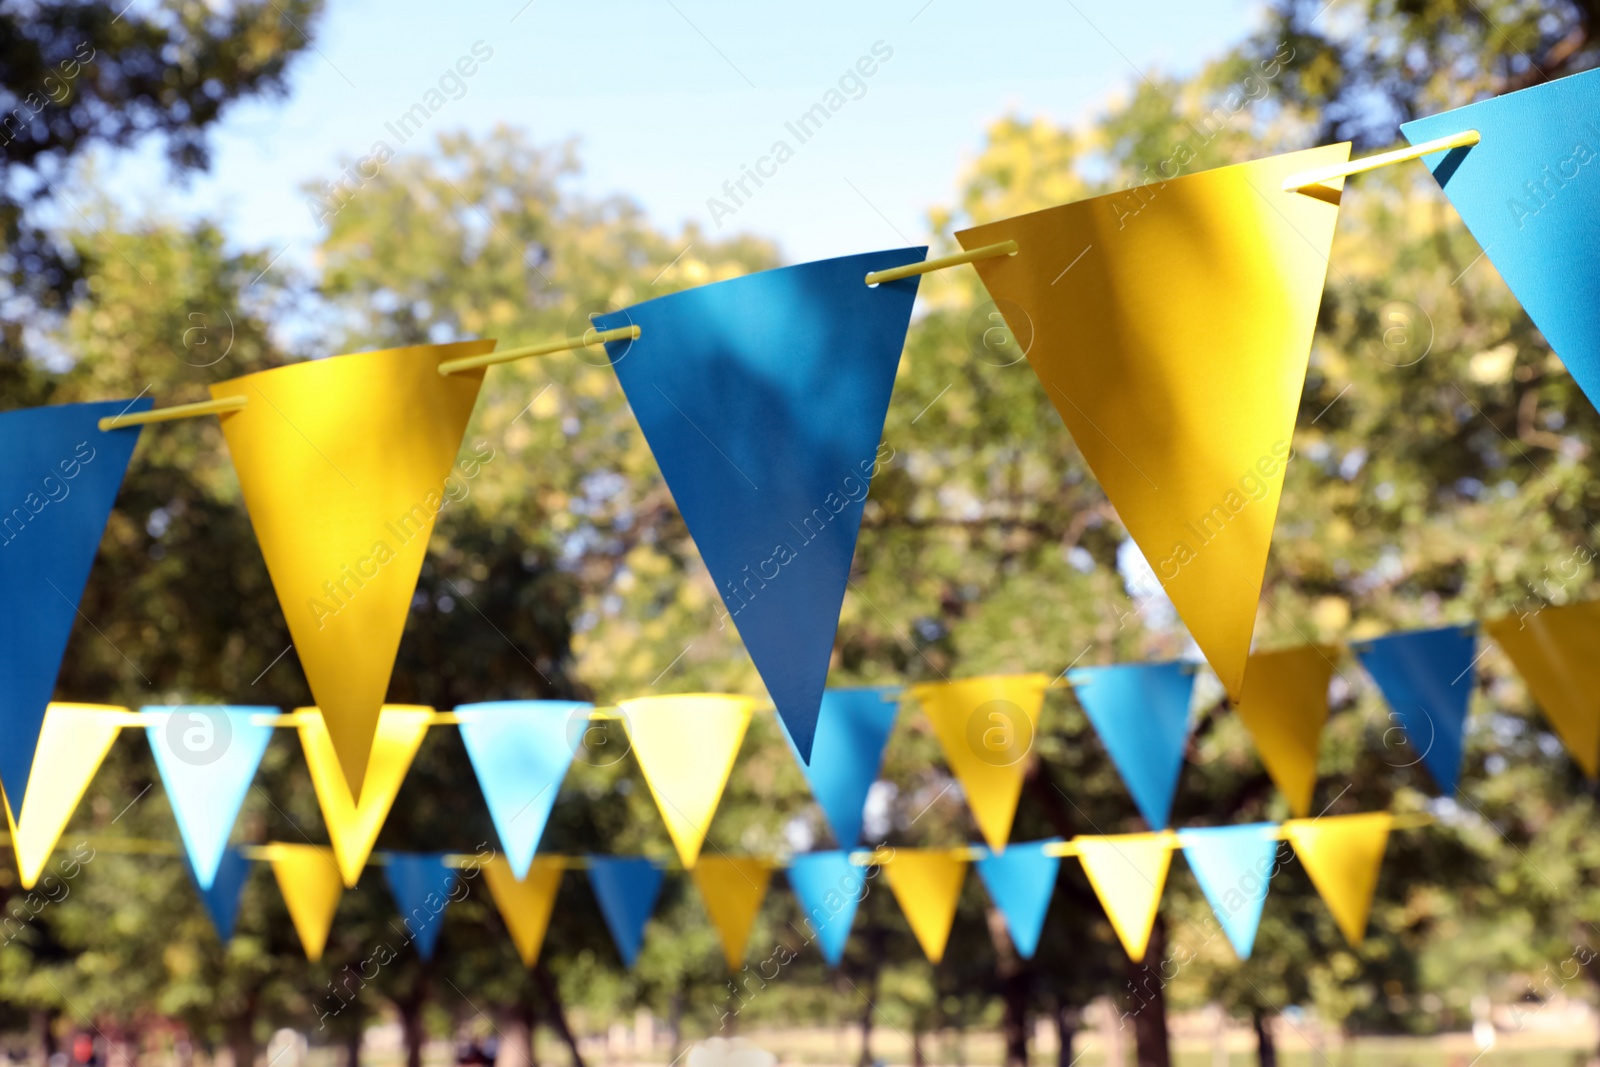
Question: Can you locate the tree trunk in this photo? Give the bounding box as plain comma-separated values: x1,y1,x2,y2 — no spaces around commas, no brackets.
854,966,878,1067
910,1028,927,1067
1128,918,1171,1067
396,975,430,1067
985,903,1031,1067
1251,1009,1277,1067
30,1008,57,1067
342,1023,362,1067
532,962,587,1067
1055,1002,1078,1067
225,993,260,1067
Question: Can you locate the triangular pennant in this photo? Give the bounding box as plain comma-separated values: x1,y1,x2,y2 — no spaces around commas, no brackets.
457,701,588,878
1178,824,1279,959
908,674,1050,851
143,706,275,890
0,399,148,807
620,694,755,868
1069,662,1195,829
972,838,1063,960
1074,832,1175,962
187,846,252,941
482,856,565,967
592,249,925,761
3,703,125,888
1283,813,1392,946
210,341,489,795
1231,646,1337,817
298,706,432,885
1354,626,1477,793
956,145,1351,700
786,850,866,966
1484,602,1600,777
266,843,344,962
384,852,459,960
690,855,773,971
1401,69,1600,411
882,849,968,964
781,686,899,847
586,856,665,968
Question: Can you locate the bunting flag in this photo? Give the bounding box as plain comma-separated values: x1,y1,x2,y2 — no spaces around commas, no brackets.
621,694,756,868
973,839,1062,960
457,700,588,878
591,248,925,762
908,674,1050,851
384,852,459,960
1484,603,1600,777
1353,626,1477,792
483,856,565,967
187,846,252,941
0,399,148,809
690,855,773,971
882,849,968,964
299,705,433,885
782,686,899,848
587,856,665,968
1069,662,1195,829
266,843,344,962
210,340,490,797
144,706,275,890
1075,831,1176,962
1401,68,1600,411
1179,824,1279,959
1284,813,1392,946
1231,646,1338,817
956,144,1351,701
787,850,867,967
4,703,124,888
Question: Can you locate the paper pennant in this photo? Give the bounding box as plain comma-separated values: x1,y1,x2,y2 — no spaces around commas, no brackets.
973,839,1062,960
691,855,773,971
1075,832,1176,962
1485,602,1600,777
781,686,899,847
587,856,665,968
1231,646,1337,817
483,856,565,967
908,674,1050,851
0,399,148,809
1354,626,1477,792
621,694,755,868
267,843,344,962
1401,68,1600,412
299,705,432,885
592,249,924,761
1069,662,1195,829
188,846,252,941
4,703,124,889
786,850,866,967
956,145,1350,700
457,700,588,878
1284,813,1391,946
144,706,275,890
211,341,489,795
1179,824,1279,959
882,849,968,964
384,852,459,960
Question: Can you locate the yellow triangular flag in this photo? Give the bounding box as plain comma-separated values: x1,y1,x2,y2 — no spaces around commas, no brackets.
1232,645,1338,817
299,705,432,886
3,703,124,888
882,849,969,963
482,856,565,967
267,843,344,961
620,694,756,868
690,855,773,971
908,674,1050,851
211,340,490,795
956,145,1351,701
1284,812,1391,945
1486,603,1600,777
1075,831,1175,962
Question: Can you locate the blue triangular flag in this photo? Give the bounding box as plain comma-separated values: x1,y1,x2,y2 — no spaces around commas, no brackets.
1353,626,1477,793
786,850,866,966
1401,69,1600,409
0,398,150,809
1179,824,1279,959
188,846,252,941
457,701,588,878
781,686,899,847
144,706,276,890
586,856,664,968
385,852,459,960
973,838,1062,959
593,248,925,761
1068,662,1196,829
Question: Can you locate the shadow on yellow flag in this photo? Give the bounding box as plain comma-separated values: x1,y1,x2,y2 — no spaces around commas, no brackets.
620,694,756,868
483,856,566,967
1075,831,1176,962
691,855,773,971
955,145,1351,701
211,340,490,797
267,843,344,962
3,704,124,888
1486,602,1600,777
909,674,1050,852
1284,812,1391,946
882,849,969,964
1233,646,1338,817
299,705,433,886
